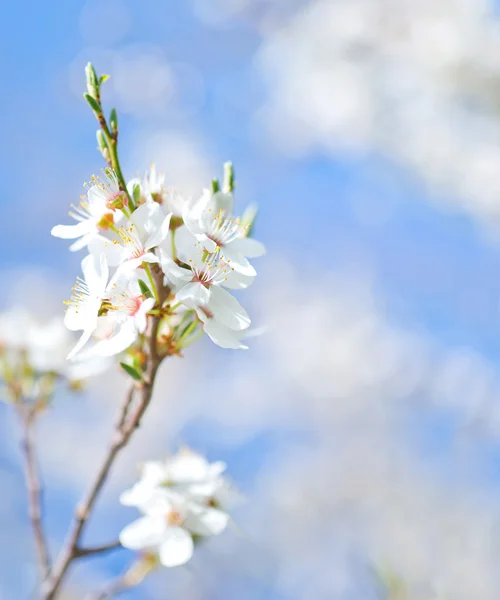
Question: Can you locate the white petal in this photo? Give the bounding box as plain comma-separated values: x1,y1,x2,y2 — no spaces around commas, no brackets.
228,236,266,258
134,298,155,334
145,212,172,249
221,247,256,276
69,232,95,252
119,516,167,550
159,251,192,286
89,237,124,267
211,191,233,214
185,506,229,537
202,320,248,350
158,527,194,567
51,221,93,240
88,320,137,357
67,328,94,360
176,282,210,307
222,269,255,290
130,201,162,240
173,226,201,262
208,287,250,331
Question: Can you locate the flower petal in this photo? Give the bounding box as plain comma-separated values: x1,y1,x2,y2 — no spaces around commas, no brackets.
87,320,138,357
158,527,194,567
208,287,250,331
145,212,172,250
228,236,266,258
119,516,167,550
201,319,248,350
176,282,210,308
185,506,229,537
51,221,93,240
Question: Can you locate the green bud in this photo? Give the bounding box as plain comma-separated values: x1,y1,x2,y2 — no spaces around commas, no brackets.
110,108,118,136
84,92,101,114
240,204,258,237
85,62,99,98
223,161,235,192
211,178,220,194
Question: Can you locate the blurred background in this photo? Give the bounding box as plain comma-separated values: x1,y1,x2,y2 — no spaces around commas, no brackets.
4,0,500,598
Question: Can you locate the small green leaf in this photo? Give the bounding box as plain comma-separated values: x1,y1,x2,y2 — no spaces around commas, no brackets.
120,362,143,381
110,108,118,135
211,178,220,194
138,279,154,299
99,74,110,85
84,93,102,114
223,161,235,192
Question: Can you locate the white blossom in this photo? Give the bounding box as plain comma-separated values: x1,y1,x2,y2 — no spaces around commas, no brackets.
177,188,265,275
89,201,172,270
64,253,109,360
119,449,233,568
51,171,125,251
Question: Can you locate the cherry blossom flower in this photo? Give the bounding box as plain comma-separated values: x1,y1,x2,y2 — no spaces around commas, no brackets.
64,253,109,360
89,201,172,270
119,449,233,567
51,170,125,251
79,271,155,358
160,250,251,349
176,188,265,275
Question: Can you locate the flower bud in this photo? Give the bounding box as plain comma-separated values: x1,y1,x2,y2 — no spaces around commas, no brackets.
211,178,220,194
223,161,235,192
85,62,99,98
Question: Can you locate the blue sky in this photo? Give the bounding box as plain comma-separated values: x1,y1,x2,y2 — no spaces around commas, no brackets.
3,1,500,599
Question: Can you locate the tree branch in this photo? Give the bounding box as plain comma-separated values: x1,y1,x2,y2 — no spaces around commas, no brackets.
17,406,51,581
74,541,122,559
43,276,169,599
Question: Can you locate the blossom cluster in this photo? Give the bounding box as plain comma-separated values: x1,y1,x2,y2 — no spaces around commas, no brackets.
119,449,237,567
52,163,265,361
0,308,107,404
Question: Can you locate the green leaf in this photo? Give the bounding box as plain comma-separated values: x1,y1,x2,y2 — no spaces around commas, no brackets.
84,93,102,114
211,178,220,194
99,74,110,85
138,279,154,299
96,130,108,151
120,362,143,381
223,161,235,192
132,182,141,206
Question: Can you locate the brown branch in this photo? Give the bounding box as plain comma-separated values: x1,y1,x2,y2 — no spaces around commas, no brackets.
17,406,51,581
74,540,122,559
43,274,169,599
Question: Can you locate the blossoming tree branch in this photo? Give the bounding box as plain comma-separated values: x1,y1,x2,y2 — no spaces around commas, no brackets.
1,63,265,599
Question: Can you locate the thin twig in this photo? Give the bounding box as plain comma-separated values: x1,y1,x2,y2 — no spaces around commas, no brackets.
74,541,122,559
43,274,170,599
17,405,51,581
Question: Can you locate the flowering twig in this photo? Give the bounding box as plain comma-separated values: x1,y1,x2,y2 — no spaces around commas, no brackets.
43,271,170,600
16,404,51,581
